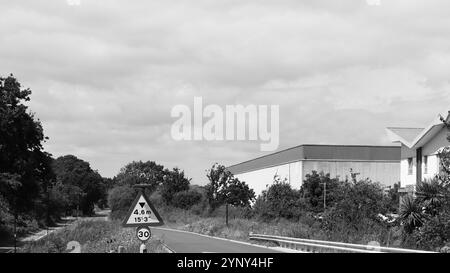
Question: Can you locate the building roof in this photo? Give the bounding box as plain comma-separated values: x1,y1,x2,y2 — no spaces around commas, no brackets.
386,112,450,149
227,144,401,175
385,127,424,143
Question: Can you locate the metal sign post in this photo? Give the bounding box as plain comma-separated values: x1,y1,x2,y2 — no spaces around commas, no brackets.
136,226,151,253
122,184,164,253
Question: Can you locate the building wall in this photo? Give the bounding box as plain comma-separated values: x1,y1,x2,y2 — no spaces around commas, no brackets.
400,157,416,187
423,155,439,181
234,161,303,197
303,160,400,187
235,160,400,197
400,127,449,186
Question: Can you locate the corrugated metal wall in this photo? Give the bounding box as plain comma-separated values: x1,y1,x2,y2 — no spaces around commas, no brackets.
302,161,400,187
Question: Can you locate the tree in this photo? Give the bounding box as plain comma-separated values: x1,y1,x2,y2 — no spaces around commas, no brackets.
160,167,191,205
108,185,137,220
52,155,105,215
114,161,165,194
205,163,255,225
0,74,55,235
223,177,255,225
300,171,340,212
254,174,302,220
172,190,203,209
225,178,255,207
205,163,233,211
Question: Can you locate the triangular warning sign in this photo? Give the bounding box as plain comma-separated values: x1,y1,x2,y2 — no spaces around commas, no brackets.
122,192,164,227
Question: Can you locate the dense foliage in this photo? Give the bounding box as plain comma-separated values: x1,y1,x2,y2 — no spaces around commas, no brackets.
0,75,109,241
107,185,137,220
114,161,165,192
172,190,203,209
254,175,303,220
52,155,106,216
160,167,191,206
0,75,54,238
205,163,255,210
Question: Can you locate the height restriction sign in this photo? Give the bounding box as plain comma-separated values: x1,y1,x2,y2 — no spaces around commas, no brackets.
122,191,164,227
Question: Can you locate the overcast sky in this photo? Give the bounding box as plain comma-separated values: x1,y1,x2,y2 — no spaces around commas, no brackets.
1,0,450,184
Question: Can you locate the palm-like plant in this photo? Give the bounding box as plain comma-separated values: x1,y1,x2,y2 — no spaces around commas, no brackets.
399,195,425,234
416,179,445,216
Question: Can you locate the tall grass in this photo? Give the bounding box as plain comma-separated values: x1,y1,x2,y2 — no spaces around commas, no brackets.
156,204,399,247
20,220,166,253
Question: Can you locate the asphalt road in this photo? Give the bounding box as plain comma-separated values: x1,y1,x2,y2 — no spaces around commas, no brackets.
151,227,284,253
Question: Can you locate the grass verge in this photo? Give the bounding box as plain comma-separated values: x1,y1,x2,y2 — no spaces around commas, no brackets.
20,219,167,253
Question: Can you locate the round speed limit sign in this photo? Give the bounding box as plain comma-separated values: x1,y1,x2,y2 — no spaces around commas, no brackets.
136,226,151,242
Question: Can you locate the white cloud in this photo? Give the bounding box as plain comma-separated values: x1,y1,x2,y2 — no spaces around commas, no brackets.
1,0,450,183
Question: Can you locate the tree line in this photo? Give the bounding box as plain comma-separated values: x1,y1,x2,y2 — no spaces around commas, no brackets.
0,75,110,240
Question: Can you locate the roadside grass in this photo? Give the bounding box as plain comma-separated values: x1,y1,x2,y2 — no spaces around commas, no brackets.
156,205,400,248
20,220,167,253
159,205,326,241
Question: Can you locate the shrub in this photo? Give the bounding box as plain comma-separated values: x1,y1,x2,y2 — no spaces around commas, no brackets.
413,212,450,251
321,178,391,244
108,185,136,220
253,175,304,221
399,194,426,234
160,168,191,205
300,171,340,212
172,190,202,209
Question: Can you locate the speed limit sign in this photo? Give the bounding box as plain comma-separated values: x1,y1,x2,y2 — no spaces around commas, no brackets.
136,226,151,242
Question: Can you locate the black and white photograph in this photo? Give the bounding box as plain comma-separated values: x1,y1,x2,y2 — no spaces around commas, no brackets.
0,0,449,265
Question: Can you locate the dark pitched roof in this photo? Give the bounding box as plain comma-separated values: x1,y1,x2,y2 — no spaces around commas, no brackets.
227,144,400,175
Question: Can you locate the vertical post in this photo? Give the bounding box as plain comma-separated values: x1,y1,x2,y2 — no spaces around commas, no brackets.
77,193,80,220
13,210,17,253
225,203,229,227
47,185,50,235
323,182,327,211
140,243,147,253
416,147,422,186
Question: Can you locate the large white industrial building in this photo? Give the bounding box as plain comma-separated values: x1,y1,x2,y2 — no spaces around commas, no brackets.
227,144,401,197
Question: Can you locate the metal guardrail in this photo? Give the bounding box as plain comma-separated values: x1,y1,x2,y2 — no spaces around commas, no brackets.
0,247,15,253
249,233,437,253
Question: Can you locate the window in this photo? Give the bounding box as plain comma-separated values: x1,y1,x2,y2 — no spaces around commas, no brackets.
424,156,428,174
408,157,413,175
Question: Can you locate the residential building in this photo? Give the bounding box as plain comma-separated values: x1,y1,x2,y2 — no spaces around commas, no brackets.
386,112,450,191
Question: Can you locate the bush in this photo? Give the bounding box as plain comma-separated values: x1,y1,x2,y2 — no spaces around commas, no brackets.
172,190,202,209
253,175,304,221
160,168,190,205
108,185,136,220
413,212,450,251
300,171,340,212
321,178,390,244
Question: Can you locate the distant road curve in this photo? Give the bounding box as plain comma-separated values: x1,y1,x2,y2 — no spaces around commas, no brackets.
151,227,301,253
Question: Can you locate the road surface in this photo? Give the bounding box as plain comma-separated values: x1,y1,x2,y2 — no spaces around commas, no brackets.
152,227,286,253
